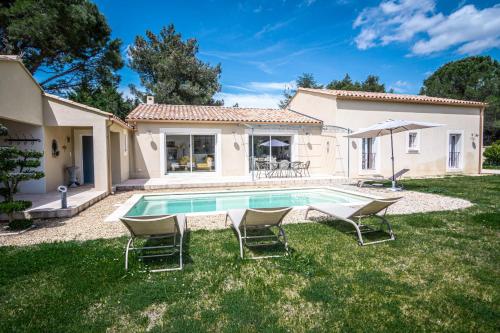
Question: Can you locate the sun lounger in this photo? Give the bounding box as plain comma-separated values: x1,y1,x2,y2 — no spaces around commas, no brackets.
357,168,410,187
120,214,186,272
304,197,401,245
225,207,293,259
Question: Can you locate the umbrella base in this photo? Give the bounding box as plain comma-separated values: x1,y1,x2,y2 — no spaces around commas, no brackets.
390,181,403,192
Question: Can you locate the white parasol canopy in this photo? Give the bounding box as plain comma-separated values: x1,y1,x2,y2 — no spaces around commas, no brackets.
347,119,443,190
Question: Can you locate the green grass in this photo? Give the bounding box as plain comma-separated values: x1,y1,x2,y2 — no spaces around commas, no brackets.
1,176,499,332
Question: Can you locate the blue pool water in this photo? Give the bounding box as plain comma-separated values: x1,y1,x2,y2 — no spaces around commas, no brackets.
126,188,370,216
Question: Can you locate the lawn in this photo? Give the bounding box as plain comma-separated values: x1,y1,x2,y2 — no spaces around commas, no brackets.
0,176,499,332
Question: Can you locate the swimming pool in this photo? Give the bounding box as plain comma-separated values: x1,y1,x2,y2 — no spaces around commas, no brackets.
125,188,372,217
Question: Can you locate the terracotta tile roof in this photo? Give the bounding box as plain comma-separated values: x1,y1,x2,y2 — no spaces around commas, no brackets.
298,88,487,107
126,104,322,124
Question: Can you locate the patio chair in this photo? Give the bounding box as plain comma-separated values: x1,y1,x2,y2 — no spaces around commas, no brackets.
278,160,291,178
225,207,293,259
294,161,311,177
357,168,409,187
120,214,186,272
304,197,401,245
254,160,268,179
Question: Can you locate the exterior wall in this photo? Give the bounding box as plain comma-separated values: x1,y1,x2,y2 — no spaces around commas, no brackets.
131,122,328,178
43,126,73,191
73,128,92,185
287,90,336,125
109,123,130,184
0,61,43,125
0,118,46,193
43,97,110,191
335,99,481,177
132,122,247,178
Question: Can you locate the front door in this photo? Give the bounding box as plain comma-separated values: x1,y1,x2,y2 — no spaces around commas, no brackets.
82,136,94,184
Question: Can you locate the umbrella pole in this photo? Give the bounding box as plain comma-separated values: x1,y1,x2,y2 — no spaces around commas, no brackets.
390,129,396,190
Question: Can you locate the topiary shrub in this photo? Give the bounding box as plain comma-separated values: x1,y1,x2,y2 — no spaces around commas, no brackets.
483,141,500,166
7,218,33,231
0,124,44,224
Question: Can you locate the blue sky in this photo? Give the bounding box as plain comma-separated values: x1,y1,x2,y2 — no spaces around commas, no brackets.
94,0,500,108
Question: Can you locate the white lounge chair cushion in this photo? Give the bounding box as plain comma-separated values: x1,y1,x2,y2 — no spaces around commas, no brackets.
176,214,186,235
227,209,246,229
308,204,359,220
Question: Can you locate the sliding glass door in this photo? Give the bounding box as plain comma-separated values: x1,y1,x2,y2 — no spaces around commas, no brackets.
249,135,292,170
165,134,216,173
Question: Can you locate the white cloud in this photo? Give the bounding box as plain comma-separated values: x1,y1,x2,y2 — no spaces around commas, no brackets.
389,80,412,93
246,81,296,91
353,1,500,55
394,80,410,87
118,85,135,99
255,19,294,38
215,92,282,108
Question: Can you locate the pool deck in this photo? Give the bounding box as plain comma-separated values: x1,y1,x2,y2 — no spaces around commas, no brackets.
5,186,108,220
115,174,350,191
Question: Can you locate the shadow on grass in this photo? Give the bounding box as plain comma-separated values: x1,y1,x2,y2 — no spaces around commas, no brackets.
131,231,193,271
228,225,293,259
311,217,395,244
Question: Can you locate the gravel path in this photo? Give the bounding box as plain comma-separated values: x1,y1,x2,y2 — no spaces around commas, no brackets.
0,185,472,247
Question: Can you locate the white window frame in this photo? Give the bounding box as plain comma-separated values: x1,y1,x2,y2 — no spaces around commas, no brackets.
358,137,380,174
245,128,299,175
160,128,222,177
446,130,464,172
406,130,420,153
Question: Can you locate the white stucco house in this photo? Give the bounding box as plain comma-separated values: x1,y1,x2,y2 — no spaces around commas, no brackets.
0,55,485,198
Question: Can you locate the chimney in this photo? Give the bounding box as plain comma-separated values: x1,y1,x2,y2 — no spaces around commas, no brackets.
146,96,155,105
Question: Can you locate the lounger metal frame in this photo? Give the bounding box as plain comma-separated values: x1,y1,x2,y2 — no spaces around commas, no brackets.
121,215,185,272
225,207,292,259
305,198,399,246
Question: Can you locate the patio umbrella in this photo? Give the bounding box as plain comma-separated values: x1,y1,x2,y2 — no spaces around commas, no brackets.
260,139,289,147
347,119,443,190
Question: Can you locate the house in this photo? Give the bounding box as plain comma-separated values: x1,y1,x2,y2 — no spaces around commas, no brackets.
126,102,325,178
0,55,132,195
287,88,485,178
127,90,484,180
0,54,485,198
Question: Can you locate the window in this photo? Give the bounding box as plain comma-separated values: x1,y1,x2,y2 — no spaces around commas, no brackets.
361,138,376,170
249,135,292,171
165,134,216,173
448,133,462,169
407,131,419,152
124,134,128,153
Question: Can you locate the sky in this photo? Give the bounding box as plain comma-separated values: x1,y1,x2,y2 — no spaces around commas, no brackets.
93,0,500,108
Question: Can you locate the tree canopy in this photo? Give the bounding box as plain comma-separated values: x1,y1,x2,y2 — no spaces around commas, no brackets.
67,78,137,120
421,56,500,144
279,73,322,108
128,24,222,105
280,73,387,108
0,0,123,94
326,74,386,92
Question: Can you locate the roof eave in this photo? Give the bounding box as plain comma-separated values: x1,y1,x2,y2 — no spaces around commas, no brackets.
124,118,321,125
